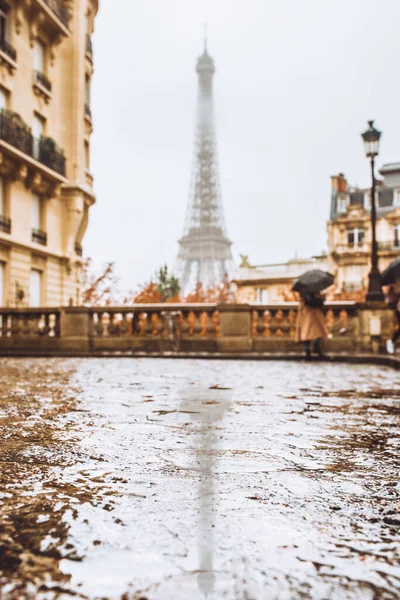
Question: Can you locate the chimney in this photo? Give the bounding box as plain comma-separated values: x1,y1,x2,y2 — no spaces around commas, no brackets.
331,173,348,193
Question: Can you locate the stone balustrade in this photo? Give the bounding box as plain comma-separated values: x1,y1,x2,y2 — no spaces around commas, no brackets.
0,309,60,352
89,304,220,353
0,302,395,356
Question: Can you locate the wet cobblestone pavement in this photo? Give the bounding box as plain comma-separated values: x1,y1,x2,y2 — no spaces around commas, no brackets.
0,358,399,599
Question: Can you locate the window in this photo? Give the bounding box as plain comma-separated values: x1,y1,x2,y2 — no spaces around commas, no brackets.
31,193,41,230
84,140,90,170
0,261,4,307
394,225,400,249
347,228,365,248
30,269,42,307
0,87,7,111
33,114,45,159
85,74,91,105
394,190,400,207
378,189,394,208
337,195,349,214
0,4,9,44
34,40,46,73
256,288,269,303
0,176,3,215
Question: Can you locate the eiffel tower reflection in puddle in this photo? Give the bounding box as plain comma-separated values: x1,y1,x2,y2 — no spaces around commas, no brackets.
180,385,232,598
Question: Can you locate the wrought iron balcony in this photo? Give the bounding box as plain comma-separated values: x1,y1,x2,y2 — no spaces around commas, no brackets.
0,110,66,177
0,110,33,156
75,242,83,256
378,241,400,252
32,228,47,246
85,104,92,120
86,34,93,57
0,39,17,63
43,0,69,28
34,70,52,93
0,215,11,234
38,136,66,176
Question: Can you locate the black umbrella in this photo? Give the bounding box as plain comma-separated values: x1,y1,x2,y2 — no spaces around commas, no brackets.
292,270,334,295
381,257,400,286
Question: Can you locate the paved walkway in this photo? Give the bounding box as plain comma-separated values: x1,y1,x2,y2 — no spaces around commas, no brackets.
0,358,399,599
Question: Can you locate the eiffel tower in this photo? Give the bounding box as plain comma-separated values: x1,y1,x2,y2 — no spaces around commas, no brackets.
176,40,233,296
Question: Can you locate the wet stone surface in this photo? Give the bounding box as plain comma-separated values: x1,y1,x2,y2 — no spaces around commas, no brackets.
0,358,399,599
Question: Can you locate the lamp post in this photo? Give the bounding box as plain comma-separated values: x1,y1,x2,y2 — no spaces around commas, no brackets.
361,120,384,302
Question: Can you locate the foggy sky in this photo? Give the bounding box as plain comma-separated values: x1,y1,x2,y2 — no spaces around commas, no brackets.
86,0,400,292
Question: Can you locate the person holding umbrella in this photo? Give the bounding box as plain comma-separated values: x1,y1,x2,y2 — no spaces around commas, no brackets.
292,270,334,360
381,257,400,354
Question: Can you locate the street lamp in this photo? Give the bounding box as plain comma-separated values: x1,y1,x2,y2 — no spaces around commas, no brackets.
361,120,384,302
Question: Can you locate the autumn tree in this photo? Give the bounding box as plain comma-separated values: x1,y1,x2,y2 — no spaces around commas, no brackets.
132,265,181,303
81,259,119,306
156,265,181,302
133,282,162,304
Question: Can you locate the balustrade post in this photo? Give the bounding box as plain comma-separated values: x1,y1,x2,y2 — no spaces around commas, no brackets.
59,307,91,353
357,303,393,353
217,304,252,353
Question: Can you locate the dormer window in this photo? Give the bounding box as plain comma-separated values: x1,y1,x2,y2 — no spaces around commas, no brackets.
378,188,394,208
337,195,349,214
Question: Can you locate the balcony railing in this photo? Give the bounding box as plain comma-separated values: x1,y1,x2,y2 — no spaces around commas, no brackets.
0,39,17,62
38,136,66,175
378,241,400,252
86,34,93,57
34,70,52,93
75,241,83,256
43,0,69,28
31,228,47,246
0,110,66,177
0,110,33,156
0,215,11,234
334,244,369,254
85,104,92,120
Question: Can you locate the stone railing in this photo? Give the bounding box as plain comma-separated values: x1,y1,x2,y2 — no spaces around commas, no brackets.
0,308,60,346
0,303,395,356
90,304,220,353
251,302,359,352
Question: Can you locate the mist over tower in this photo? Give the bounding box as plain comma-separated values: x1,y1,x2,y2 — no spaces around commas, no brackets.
175,40,233,296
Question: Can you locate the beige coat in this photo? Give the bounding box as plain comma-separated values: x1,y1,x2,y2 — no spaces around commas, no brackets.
295,301,328,342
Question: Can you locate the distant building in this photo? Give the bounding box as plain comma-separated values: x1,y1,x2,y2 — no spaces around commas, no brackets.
0,0,98,307
234,254,329,303
235,163,400,302
328,166,400,296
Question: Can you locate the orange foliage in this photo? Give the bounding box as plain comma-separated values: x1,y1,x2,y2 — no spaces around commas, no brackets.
81,259,118,306
133,282,162,304
184,277,236,303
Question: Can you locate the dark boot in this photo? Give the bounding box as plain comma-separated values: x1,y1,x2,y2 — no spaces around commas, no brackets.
304,341,312,361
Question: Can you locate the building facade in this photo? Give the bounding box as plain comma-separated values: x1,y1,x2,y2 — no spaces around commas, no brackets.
234,255,329,303
0,0,98,307
235,163,400,302
328,167,400,297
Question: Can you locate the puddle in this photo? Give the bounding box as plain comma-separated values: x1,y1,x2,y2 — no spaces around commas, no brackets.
0,358,399,599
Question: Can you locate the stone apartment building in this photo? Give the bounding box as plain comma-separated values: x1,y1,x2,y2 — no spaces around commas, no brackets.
328,166,400,295
235,164,400,301
0,0,98,307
